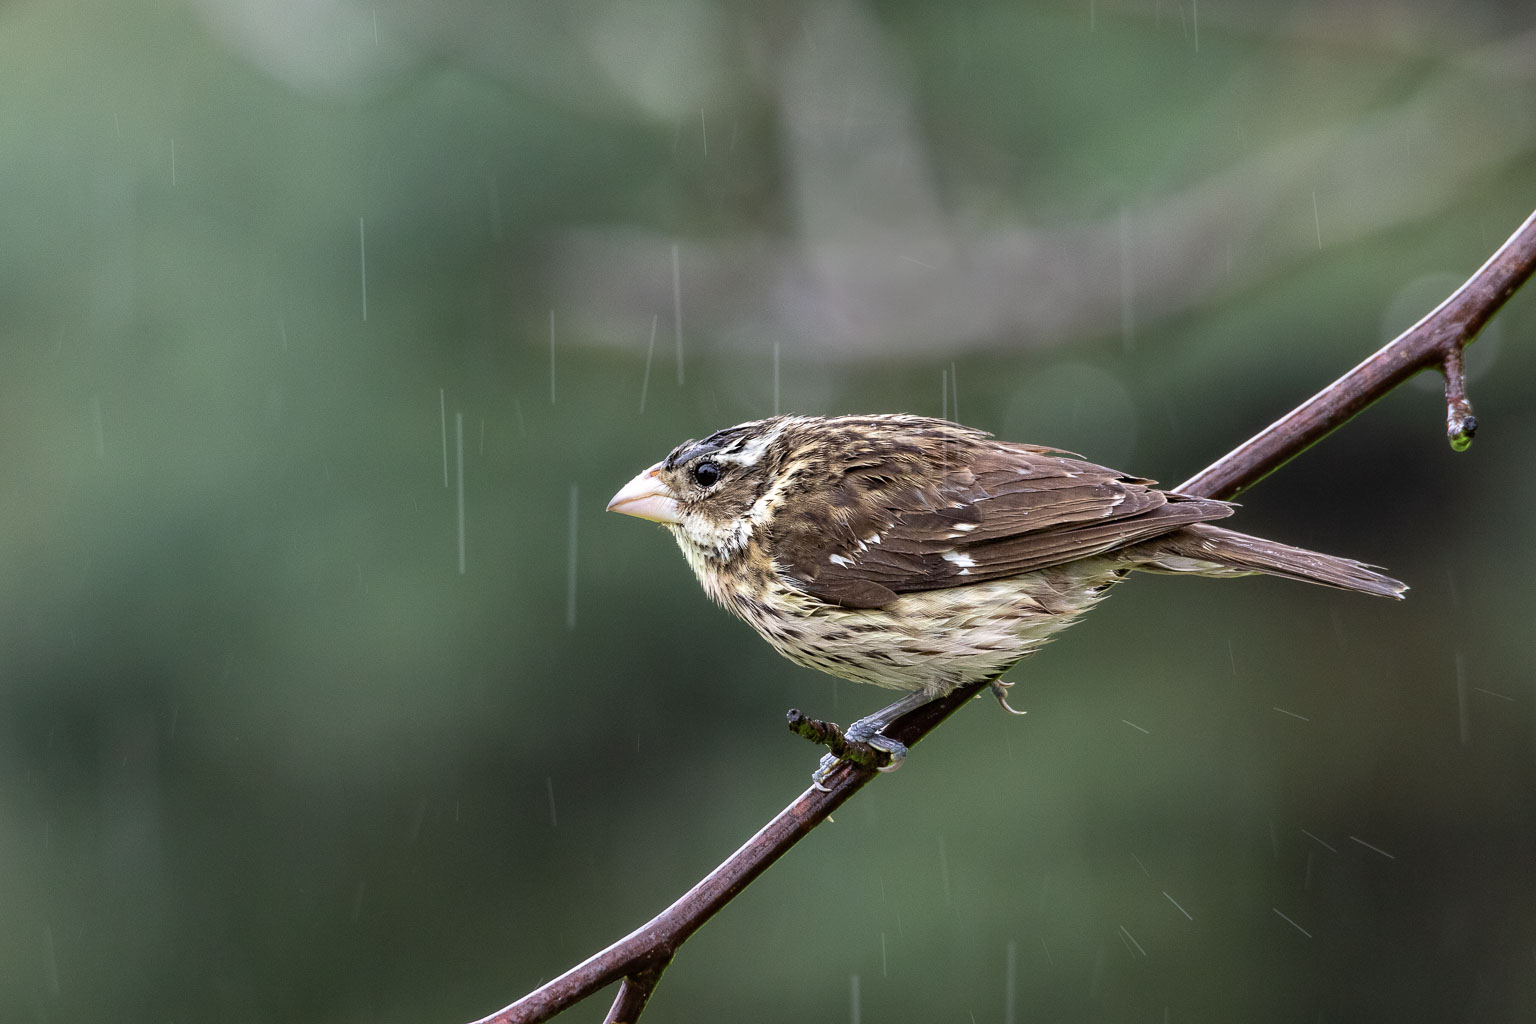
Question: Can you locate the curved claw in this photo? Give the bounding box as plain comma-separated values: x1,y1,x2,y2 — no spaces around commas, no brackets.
990,679,1029,716
866,735,908,773
810,733,909,786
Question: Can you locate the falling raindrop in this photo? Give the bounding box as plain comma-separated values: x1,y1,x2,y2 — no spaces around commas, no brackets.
1348,835,1395,860
1300,829,1336,853
170,138,177,186
879,932,888,977
359,217,367,321
700,109,708,156
1272,907,1312,939
1118,924,1146,958
456,412,466,575
950,362,959,423
479,417,486,456
546,776,558,827
439,388,449,488
1163,892,1193,921
672,244,684,386
640,314,658,414
549,309,557,405
1119,206,1135,351
1039,937,1053,967
773,342,781,415
849,974,860,1024
1311,191,1322,249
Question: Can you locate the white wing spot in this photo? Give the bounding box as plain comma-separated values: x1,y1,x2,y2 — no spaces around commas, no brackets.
942,550,977,568
828,554,854,567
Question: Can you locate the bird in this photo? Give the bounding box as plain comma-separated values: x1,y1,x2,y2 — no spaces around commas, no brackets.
607,414,1405,782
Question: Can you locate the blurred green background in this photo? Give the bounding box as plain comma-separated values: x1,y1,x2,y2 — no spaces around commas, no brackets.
2,1,1534,1021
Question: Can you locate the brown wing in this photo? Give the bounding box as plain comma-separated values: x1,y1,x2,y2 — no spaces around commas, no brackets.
774,442,1234,609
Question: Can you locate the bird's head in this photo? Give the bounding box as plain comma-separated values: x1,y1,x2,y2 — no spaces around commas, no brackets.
606,414,989,592
606,416,801,568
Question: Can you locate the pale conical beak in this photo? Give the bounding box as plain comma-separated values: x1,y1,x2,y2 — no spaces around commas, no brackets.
606,462,683,524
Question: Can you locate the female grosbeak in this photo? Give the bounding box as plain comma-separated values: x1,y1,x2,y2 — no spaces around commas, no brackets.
609,415,1403,776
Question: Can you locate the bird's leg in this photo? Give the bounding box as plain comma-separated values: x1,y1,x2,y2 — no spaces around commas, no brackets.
811,691,933,788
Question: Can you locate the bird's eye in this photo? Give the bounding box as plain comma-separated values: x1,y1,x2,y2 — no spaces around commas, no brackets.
691,461,722,488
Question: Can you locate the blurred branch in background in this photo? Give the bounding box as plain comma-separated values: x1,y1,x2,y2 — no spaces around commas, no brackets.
549,8,1535,358
468,209,1536,1024
193,0,1535,360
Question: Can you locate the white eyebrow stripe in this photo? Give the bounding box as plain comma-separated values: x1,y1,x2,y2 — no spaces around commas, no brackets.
723,424,784,468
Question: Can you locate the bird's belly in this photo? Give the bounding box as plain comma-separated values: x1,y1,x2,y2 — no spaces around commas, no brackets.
736,567,1123,696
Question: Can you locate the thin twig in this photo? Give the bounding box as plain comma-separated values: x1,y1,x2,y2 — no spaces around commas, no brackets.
1178,207,1536,496
467,208,1536,1024
786,708,895,770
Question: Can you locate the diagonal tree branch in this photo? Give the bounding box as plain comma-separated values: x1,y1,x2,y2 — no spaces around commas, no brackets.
1178,207,1536,496
468,207,1536,1024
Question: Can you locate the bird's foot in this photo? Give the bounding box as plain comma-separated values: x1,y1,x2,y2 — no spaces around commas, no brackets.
791,707,913,791
989,678,1028,716
810,732,908,790
844,716,910,759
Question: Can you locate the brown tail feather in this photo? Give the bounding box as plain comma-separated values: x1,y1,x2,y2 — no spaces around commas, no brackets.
1121,523,1407,599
